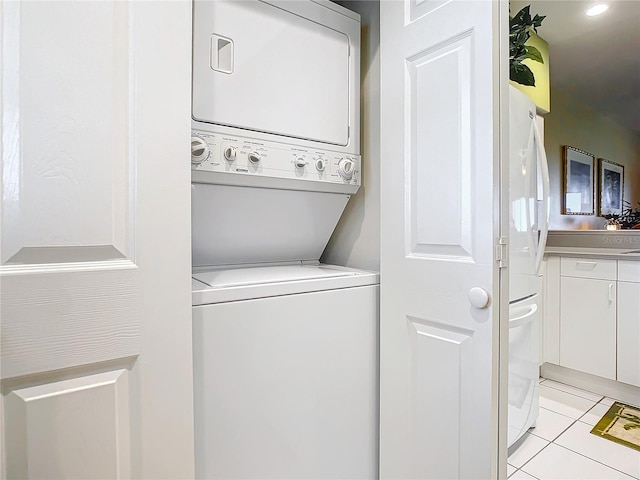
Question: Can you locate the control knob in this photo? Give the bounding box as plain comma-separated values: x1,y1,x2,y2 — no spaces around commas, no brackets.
295,158,306,169
338,158,355,180
315,158,326,171
191,137,209,165
248,152,261,164
224,146,237,162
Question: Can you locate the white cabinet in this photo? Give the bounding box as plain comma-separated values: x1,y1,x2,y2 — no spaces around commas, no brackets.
617,261,640,387
560,275,616,380
545,256,640,387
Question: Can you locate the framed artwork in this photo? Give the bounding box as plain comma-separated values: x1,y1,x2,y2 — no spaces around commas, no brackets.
598,158,624,216
563,146,595,215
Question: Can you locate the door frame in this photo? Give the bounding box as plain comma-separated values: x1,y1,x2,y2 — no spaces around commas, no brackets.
496,0,511,476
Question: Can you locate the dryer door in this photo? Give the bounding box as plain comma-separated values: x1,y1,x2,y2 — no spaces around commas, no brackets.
193,0,353,147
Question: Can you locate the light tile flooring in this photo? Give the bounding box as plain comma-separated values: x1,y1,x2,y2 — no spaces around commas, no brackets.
507,378,640,479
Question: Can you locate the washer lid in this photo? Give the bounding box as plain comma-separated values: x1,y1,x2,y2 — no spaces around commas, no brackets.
193,264,356,289
191,263,379,305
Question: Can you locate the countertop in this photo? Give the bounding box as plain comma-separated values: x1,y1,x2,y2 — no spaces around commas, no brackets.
544,246,640,260
544,231,640,260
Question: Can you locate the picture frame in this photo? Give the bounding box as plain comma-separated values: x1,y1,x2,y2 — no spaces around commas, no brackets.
598,158,624,216
563,146,595,215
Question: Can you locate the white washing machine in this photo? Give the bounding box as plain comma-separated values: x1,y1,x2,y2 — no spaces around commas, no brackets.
192,264,378,479
190,1,377,478
190,186,379,479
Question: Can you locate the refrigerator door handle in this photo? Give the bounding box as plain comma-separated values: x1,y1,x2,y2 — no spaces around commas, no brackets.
533,118,550,276
509,303,538,329
525,123,537,262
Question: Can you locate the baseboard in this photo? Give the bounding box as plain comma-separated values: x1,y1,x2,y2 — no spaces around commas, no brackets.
541,363,640,407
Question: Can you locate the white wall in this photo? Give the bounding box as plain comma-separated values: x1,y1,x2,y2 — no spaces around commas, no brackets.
545,86,640,230
322,1,381,271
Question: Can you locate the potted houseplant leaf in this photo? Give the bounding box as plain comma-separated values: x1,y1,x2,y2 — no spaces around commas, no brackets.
510,5,546,86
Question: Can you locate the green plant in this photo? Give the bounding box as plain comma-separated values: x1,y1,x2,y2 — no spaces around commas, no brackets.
604,201,640,229
510,5,546,86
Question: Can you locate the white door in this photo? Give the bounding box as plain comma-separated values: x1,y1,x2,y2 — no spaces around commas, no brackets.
380,0,508,478
560,276,617,380
1,2,193,478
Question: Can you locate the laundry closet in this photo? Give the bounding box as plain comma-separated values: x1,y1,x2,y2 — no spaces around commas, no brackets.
190,1,378,477
191,0,505,478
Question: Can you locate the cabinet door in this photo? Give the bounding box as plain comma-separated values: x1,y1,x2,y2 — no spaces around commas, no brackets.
617,281,640,387
560,277,616,379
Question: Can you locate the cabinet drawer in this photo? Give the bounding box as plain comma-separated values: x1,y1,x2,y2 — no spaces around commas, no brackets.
560,257,616,280
618,261,640,283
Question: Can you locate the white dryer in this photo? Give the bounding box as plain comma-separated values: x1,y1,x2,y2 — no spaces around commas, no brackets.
190,1,376,478
191,0,361,194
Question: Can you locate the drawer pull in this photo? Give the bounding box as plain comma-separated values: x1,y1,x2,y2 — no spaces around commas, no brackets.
576,261,597,271
608,283,614,303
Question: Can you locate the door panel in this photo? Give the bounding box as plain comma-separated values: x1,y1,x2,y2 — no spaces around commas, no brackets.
409,33,474,257
1,1,193,478
406,318,474,478
1,1,131,266
5,370,130,479
380,0,504,478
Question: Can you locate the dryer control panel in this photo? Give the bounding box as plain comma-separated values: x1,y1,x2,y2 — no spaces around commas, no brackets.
191,130,361,192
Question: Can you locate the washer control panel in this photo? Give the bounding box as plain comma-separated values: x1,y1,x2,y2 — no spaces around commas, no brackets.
191,131,360,187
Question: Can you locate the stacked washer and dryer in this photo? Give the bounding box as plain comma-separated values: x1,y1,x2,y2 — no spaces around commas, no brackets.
190,1,378,478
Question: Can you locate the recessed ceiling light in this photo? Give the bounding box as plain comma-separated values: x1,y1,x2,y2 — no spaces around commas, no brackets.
586,3,609,16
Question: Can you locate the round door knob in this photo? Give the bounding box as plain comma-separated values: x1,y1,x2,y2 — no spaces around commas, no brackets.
224,146,237,161
248,152,261,164
315,158,326,171
338,158,355,180
468,287,490,309
191,137,209,165
295,158,306,169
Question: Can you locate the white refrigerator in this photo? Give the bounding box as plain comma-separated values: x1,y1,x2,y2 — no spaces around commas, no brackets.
508,86,550,448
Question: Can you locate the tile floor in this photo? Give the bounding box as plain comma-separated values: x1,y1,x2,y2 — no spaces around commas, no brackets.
507,378,640,479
